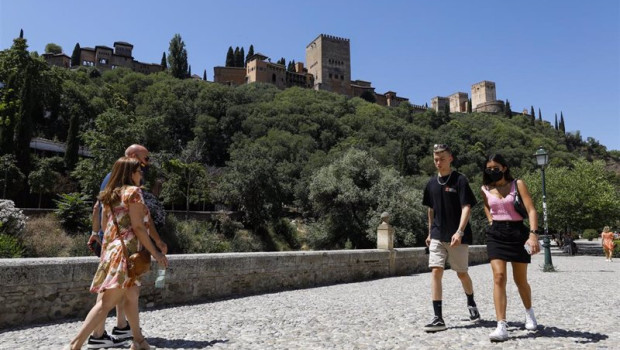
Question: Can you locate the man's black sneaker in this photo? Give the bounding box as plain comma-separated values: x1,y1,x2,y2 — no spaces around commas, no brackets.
111,324,133,340
468,306,481,323
86,331,125,349
423,316,447,332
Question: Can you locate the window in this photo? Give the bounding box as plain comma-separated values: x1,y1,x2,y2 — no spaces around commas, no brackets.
329,73,332,78
99,58,108,64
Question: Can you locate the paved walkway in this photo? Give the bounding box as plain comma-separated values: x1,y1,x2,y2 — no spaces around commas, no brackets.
1,242,618,349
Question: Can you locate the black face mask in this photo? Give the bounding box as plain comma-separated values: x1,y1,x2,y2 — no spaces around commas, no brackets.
487,169,504,182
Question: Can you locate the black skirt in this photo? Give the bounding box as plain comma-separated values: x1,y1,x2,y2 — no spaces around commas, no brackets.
486,221,531,263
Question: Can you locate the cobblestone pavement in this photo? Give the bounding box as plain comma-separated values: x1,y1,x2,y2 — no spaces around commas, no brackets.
1,243,618,349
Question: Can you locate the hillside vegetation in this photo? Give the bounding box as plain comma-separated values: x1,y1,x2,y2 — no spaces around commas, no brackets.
1,36,619,253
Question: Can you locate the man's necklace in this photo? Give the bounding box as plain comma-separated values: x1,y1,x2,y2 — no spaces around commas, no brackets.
437,171,452,185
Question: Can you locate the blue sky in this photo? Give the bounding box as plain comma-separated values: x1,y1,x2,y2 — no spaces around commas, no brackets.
1,0,619,150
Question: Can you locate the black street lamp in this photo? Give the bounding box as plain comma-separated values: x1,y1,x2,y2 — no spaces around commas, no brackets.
534,147,554,271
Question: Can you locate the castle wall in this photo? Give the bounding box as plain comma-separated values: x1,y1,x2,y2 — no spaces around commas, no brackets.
213,66,246,86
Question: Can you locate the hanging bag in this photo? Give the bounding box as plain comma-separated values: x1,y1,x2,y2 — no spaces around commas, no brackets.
108,205,151,279
513,180,528,219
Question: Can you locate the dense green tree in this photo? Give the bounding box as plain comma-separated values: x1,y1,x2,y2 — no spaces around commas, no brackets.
70,43,80,67
277,57,286,65
522,159,620,234
225,46,234,67
307,148,425,249
28,156,62,207
44,43,62,54
359,90,376,103
160,52,167,69
0,154,24,199
167,34,188,79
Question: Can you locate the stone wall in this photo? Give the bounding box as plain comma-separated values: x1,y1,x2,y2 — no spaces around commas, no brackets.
0,247,487,329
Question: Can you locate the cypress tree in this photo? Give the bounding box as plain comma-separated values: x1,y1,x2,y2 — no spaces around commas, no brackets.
14,64,37,175
239,47,245,67
538,108,542,122
64,112,79,170
530,106,536,125
226,47,234,67
246,44,254,64
188,65,191,77
467,99,472,113
167,34,188,79
19,29,23,39
560,112,566,134
161,52,167,69
504,99,511,118
70,43,81,67
233,47,240,67
554,114,558,130
203,69,207,81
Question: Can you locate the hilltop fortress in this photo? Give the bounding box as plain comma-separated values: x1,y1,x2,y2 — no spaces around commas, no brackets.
42,34,507,114
214,34,506,113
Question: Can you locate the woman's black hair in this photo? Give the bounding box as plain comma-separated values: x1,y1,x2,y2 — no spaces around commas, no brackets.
482,153,515,185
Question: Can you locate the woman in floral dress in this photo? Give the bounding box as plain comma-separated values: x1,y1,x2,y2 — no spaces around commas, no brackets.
69,157,168,350
601,226,615,262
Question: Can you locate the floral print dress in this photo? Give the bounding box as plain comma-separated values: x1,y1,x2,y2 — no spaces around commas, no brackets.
90,186,150,293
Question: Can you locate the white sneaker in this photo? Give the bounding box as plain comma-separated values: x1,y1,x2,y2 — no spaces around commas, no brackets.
525,308,538,330
489,320,508,342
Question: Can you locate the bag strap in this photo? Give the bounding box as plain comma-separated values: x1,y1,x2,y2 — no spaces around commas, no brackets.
107,204,130,260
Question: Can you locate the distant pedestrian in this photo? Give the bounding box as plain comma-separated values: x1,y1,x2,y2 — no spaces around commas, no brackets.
601,226,615,262
480,154,540,342
422,144,480,333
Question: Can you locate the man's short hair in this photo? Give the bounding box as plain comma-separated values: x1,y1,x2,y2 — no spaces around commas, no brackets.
433,143,451,154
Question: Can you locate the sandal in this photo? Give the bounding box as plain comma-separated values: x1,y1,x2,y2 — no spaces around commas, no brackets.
130,338,151,350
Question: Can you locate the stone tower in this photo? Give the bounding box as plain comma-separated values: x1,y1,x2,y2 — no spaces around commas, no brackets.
305,34,351,96
471,81,496,110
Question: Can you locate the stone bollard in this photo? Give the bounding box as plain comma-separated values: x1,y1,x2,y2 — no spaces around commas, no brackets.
377,212,394,250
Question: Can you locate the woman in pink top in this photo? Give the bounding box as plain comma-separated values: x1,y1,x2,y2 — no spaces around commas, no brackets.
480,154,540,342
601,226,615,262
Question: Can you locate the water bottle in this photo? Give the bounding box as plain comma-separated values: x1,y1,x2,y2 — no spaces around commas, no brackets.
154,267,166,289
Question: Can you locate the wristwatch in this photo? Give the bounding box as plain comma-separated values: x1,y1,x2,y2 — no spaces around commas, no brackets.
529,229,540,235
456,229,464,237
91,231,99,236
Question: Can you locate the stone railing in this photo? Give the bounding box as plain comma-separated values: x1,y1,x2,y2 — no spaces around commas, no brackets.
0,215,488,329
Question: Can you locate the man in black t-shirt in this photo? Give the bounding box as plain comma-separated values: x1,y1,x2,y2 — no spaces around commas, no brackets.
421,144,480,332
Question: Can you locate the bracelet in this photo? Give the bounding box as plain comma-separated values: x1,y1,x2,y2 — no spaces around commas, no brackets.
456,229,465,237
90,231,99,236
529,229,540,235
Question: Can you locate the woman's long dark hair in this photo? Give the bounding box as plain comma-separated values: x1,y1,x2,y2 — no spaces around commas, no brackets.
482,153,515,185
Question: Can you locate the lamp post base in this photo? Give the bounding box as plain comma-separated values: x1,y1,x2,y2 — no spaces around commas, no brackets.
542,234,556,272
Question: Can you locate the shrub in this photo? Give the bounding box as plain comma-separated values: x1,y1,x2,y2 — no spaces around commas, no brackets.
272,218,300,250
20,213,73,257
175,219,231,253
230,229,263,252
0,233,24,258
582,229,598,241
0,200,27,236
54,192,91,234
142,191,166,229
